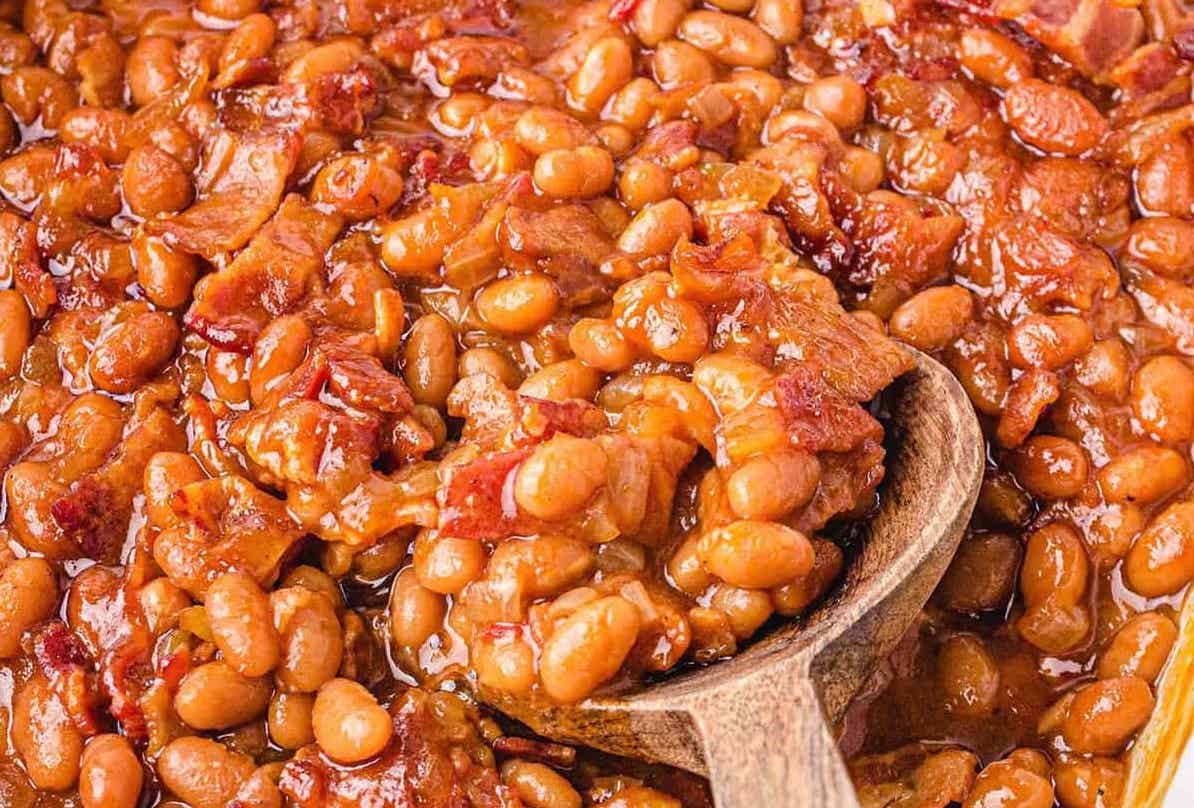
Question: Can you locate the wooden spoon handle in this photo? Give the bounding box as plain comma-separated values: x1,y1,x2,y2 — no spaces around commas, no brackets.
691,676,859,808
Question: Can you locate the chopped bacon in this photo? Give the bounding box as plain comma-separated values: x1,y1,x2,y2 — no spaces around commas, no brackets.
31,621,91,674
499,204,615,274
511,396,609,446
156,474,305,596
323,341,416,414
771,293,914,404
438,448,530,539
279,689,522,808
307,67,379,134
670,234,771,304
146,127,302,260
993,0,1143,79
51,407,186,563
609,0,643,21
0,211,55,317
775,366,884,455
185,194,343,352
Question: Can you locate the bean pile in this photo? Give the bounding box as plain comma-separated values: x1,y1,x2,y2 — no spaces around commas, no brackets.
0,0,1189,805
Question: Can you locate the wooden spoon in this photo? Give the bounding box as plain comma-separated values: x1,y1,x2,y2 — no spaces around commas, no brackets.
485,349,984,808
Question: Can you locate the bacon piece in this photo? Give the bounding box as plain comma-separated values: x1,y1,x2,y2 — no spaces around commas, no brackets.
994,0,1143,78
307,67,379,134
511,396,609,446
775,366,884,455
146,127,302,260
438,448,530,540
670,233,770,304
771,293,913,404
846,190,964,317
500,204,615,274
185,194,343,352
51,407,186,562
155,474,304,597
279,689,521,808
0,211,55,317
234,399,380,487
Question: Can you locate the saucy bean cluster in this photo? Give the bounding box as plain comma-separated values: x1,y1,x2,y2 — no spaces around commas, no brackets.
0,0,1189,803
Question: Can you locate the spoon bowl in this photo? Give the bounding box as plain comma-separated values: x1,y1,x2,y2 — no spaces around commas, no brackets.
485,349,984,808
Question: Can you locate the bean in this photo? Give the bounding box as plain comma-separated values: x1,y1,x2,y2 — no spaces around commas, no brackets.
514,434,608,521
1098,446,1187,505
958,29,1031,88
0,289,29,380
726,449,821,521
1053,757,1124,808
1011,435,1088,500
697,520,814,589
632,0,689,46
12,676,83,791
961,758,1053,808
271,587,344,692
533,146,615,198
1062,676,1154,755
388,567,446,648
501,759,582,808
312,678,393,763
413,531,487,594
0,558,57,657
752,0,802,44
138,577,191,635
539,596,641,703
1021,522,1088,607
1125,500,1194,597
709,583,773,638
1132,356,1194,443
175,661,272,730
1007,314,1094,370
569,37,633,114
403,313,457,407
157,737,254,808
79,734,143,808
617,198,693,256
677,11,776,68
473,625,537,696
475,274,560,334
802,75,867,131
267,691,315,750
937,634,1000,717
207,571,280,677
88,311,180,394
1097,612,1177,683
887,286,972,351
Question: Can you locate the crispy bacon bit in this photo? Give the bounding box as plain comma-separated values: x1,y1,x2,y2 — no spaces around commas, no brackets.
775,367,884,454
323,341,416,414
500,205,615,273
185,194,343,352
280,689,521,808
993,0,1143,79
512,396,609,446
49,476,114,559
0,211,55,317
32,621,91,674
307,67,379,134
670,234,770,304
438,448,530,539
146,127,302,260
771,293,914,404
609,0,643,20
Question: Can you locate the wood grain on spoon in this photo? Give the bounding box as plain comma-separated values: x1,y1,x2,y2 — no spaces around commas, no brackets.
484,349,984,808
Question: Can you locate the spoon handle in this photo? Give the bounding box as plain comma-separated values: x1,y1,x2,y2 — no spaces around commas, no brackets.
690,675,860,808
